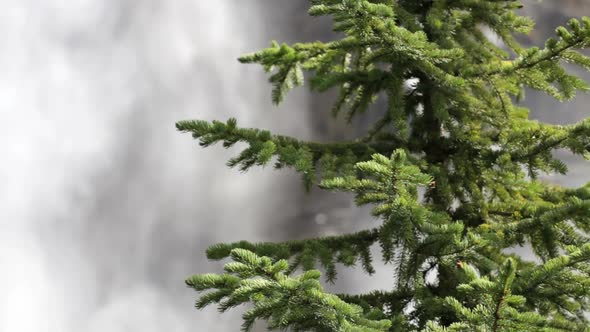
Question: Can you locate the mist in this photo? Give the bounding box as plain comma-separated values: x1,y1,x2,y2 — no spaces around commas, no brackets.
0,1,315,331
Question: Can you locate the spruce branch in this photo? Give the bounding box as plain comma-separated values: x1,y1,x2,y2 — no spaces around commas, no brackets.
175,118,404,189
186,249,392,332
205,229,381,283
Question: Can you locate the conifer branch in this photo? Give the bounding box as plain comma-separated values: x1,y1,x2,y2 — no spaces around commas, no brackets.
186,249,392,331
176,118,404,189
206,228,381,282
181,1,590,330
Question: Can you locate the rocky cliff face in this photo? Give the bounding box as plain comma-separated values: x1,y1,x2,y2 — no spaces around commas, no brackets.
525,0,590,23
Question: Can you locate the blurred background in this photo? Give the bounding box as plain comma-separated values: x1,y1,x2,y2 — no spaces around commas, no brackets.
0,1,588,331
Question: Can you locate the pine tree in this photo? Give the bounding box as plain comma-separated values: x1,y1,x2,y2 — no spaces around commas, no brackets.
177,1,590,331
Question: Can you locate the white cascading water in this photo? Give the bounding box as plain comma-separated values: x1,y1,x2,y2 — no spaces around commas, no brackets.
0,1,314,331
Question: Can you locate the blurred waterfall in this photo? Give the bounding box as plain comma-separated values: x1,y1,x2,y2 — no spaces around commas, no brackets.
0,1,319,331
